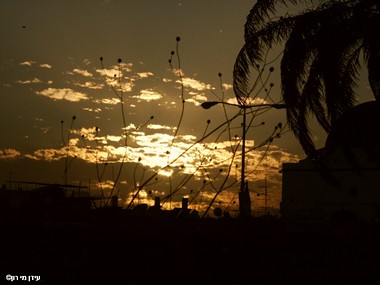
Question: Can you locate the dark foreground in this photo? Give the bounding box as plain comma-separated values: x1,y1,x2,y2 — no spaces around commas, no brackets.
2,208,380,285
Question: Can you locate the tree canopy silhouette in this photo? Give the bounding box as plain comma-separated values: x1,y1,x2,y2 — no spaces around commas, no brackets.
233,0,380,156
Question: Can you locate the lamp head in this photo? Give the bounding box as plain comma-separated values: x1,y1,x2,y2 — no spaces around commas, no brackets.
201,101,220,109
272,104,287,109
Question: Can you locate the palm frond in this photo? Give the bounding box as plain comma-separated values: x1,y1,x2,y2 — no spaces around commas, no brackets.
366,49,380,101
235,0,380,157
280,13,323,155
245,0,314,36
245,16,297,64
362,1,380,100
233,45,252,105
303,57,330,133
314,3,358,122
279,1,354,155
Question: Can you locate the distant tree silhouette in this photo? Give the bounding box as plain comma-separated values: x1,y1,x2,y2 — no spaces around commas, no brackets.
233,0,380,157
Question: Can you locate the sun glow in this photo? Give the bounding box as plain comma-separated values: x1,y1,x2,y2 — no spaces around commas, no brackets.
158,168,174,177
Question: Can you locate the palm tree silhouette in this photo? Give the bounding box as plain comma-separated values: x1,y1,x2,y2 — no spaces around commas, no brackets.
233,0,380,157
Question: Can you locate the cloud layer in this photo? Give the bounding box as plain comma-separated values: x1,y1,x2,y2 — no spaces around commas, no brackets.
36,88,89,102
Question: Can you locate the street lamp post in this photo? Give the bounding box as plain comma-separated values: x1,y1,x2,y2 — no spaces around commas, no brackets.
239,106,251,217
201,101,286,217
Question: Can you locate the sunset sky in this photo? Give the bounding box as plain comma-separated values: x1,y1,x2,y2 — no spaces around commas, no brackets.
1,0,374,215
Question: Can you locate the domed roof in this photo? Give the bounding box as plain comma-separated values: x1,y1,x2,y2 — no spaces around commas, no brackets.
325,101,380,150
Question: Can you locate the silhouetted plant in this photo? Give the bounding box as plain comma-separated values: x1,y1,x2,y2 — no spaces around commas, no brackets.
234,0,380,157
196,61,287,217
168,36,185,152
93,36,291,216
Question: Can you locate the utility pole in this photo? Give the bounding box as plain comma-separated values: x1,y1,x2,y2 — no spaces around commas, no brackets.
264,176,268,213
258,176,268,213
201,101,286,218
238,107,251,217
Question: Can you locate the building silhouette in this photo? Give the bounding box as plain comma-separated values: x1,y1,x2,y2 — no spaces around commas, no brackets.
281,101,380,223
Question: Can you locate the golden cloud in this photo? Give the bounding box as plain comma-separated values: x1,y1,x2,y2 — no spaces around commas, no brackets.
179,77,213,91
72,68,93,77
137,72,154,78
40,63,52,69
74,81,104,90
16,78,43,84
0,149,21,159
93,98,120,105
19,61,35,67
36,88,89,102
133,89,163,101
